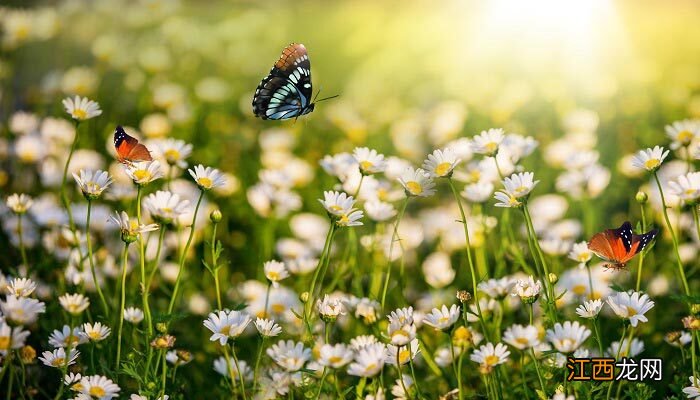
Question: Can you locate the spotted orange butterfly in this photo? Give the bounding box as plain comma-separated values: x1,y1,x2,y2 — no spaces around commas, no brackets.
114,126,152,164
587,221,657,270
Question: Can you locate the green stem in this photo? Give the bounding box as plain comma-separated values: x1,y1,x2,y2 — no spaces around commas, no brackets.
635,203,647,292
592,318,604,356
86,200,109,317
230,344,248,400
144,228,166,327
253,337,266,392
306,223,336,323
530,348,545,394
653,172,690,295
168,190,205,314
115,243,129,370
523,205,558,323
381,197,409,309
448,178,490,341
17,214,28,268
211,220,222,309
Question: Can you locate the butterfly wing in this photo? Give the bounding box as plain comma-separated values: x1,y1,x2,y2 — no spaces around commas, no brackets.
114,126,152,163
621,228,658,263
588,230,618,262
253,43,313,120
589,221,654,266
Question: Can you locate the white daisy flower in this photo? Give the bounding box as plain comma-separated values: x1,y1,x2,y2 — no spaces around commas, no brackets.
631,146,670,172
0,295,46,324
318,191,355,216
188,164,226,191
62,96,102,121
575,299,604,319
422,148,461,178
511,276,542,302
502,172,539,198
684,376,700,399
110,211,159,243
568,241,593,265
606,337,644,358
7,277,37,297
665,119,700,148
155,138,193,168
423,304,460,331
349,335,379,352
392,374,414,400
503,324,540,350
318,343,354,368
606,291,655,327
125,160,163,185
462,181,494,203
546,321,591,353
49,325,87,348
493,191,522,208
124,307,144,324
385,339,420,365
387,307,414,326
353,147,386,175
203,310,251,345
263,260,289,288
213,357,253,381
143,190,191,225
387,321,416,346
668,172,700,204
336,209,364,227
254,318,282,337
347,342,386,377
81,322,111,342
72,169,113,200
166,350,193,366
470,342,510,370
471,128,505,157
6,193,33,214
398,167,436,197
78,374,120,399
317,295,346,320
478,277,517,299
364,200,397,222
39,347,80,368
266,340,311,372
59,293,90,315
0,321,30,355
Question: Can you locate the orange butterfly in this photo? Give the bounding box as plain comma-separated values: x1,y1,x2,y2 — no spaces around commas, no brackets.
588,221,657,270
114,126,152,164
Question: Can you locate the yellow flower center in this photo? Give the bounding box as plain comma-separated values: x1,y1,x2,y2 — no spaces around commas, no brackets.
219,325,232,336
88,331,101,340
406,181,423,195
0,336,10,350
329,356,343,364
438,316,450,324
572,284,587,296
89,386,106,397
360,161,374,171
485,142,498,153
515,337,530,346
267,271,280,281
271,304,285,314
71,383,83,392
644,159,660,170
165,149,181,162
197,177,213,188
133,170,151,181
51,357,65,367
392,329,409,340
678,130,694,144
399,349,410,364
625,306,638,317
72,109,87,120
484,354,500,366
364,363,377,373
435,162,452,177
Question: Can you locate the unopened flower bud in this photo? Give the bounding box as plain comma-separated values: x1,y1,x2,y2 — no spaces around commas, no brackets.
210,209,222,223
692,304,700,316
300,292,309,303
548,273,558,284
20,345,36,363
635,191,648,204
683,315,700,330
156,323,167,333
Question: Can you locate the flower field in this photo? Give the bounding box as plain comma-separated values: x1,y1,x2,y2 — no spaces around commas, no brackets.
2,1,700,399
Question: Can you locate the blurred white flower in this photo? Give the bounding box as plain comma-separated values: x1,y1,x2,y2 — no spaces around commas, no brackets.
606,291,655,327
398,167,436,197
203,310,251,345
125,161,163,185
264,260,289,288
6,193,33,214
347,343,386,377
73,169,113,199
575,299,603,319
422,148,461,178
471,128,505,157
62,96,102,121
503,324,539,350
546,321,590,353
631,146,669,172
267,340,311,371
353,147,386,175
470,342,510,371
39,347,80,368
423,304,460,330
189,164,226,191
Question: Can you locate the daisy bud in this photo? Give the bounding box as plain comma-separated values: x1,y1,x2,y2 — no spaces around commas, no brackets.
665,331,682,343
548,273,558,284
156,323,168,333
452,326,472,347
210,209,222,223
692,304,700,316
635,191,648,204
151,334,176,349
300,291,309,303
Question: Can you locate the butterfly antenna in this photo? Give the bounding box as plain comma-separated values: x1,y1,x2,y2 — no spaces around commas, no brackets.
312,87,322,103
315,94,340,103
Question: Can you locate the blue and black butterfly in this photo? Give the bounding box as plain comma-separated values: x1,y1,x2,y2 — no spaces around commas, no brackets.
252,43,335,120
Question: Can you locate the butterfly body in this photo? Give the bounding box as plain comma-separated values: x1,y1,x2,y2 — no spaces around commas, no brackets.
253,43,315,120
114,126,152,164
588,221,657,270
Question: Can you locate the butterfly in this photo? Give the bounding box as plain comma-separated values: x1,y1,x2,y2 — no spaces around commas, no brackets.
587,221,658,269
252,43,336,121
114,126,152,164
